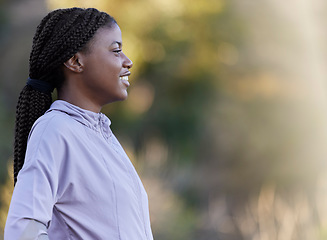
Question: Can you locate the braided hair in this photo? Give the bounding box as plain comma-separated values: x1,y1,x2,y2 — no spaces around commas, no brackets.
14,8,117,185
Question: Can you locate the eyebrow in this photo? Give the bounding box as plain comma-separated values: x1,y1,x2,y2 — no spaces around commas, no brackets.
110,41,122,48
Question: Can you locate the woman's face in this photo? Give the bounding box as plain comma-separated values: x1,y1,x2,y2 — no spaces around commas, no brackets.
77,24,133,106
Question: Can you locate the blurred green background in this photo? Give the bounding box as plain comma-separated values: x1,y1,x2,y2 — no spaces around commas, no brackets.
1,0,327,239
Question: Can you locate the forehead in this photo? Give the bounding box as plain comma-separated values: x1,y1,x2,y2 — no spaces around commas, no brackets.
91,24,122,46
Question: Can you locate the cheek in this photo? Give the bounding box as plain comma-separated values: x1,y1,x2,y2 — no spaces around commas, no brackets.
111,60,123,73
83,54,122,78
99,59,121,76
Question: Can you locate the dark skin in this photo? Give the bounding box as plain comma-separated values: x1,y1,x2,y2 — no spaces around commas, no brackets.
59,24,133,113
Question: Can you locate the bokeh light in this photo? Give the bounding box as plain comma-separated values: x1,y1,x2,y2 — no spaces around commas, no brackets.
1,0,327,239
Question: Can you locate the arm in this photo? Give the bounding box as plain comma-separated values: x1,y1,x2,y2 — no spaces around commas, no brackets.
5,168,56,240
5,117,61,240
18,220,49,240
4,154,57,240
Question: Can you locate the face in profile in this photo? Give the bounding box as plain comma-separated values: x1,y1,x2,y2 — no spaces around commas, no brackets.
77,24,133,106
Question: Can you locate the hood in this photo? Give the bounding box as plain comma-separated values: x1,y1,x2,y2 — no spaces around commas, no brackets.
46,100,112,138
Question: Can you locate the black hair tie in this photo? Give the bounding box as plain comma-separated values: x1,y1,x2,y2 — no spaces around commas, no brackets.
26,77,54,94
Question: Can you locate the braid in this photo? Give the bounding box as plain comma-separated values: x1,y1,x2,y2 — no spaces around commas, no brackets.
30,8,113,80
14,8,116,185
14,86,52,184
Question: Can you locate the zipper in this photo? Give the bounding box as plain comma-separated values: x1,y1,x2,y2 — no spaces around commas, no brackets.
98,114,149,238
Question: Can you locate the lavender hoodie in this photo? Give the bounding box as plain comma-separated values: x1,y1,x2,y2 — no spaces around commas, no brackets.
5,100,153,240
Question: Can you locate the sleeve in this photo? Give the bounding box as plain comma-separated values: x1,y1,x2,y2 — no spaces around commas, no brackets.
4,116,65,240
14,220,49,240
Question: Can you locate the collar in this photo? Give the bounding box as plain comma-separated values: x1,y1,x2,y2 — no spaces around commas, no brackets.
46,100,112,138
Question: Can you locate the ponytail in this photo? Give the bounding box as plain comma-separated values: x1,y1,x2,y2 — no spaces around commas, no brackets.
13,86,52,184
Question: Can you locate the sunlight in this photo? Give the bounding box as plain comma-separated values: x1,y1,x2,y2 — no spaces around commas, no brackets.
46,0,108,11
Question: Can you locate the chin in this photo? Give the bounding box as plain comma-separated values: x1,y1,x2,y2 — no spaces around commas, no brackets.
111,94,128,103
120,91,128,101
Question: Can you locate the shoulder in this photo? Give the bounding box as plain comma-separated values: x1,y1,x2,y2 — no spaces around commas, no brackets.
29,110,80,143
25,110,85,166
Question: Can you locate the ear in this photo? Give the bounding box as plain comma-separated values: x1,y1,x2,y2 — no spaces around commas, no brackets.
63,53,84,73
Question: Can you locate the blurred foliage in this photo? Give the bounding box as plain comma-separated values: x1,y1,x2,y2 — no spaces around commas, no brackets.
1,0,327,239
0,0,13,184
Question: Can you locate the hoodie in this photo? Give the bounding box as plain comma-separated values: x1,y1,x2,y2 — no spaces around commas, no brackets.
5,100,153,240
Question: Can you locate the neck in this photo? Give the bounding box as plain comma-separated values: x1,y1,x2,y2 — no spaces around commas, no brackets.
57,85,102,113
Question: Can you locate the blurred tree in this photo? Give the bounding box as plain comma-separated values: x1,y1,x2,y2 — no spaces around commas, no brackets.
46,0,327,239
0,0,48,182
1,0,327,238
0,0,47,237
0,0,12,184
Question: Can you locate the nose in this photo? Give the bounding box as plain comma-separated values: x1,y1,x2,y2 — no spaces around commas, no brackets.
123,53,133,69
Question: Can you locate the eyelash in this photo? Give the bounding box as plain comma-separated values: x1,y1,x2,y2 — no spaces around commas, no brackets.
113,49,122,55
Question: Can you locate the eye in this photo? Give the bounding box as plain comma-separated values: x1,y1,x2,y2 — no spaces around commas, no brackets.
113,49,122,55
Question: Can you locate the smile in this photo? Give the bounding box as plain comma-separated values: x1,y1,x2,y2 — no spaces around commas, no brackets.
120,76,129,81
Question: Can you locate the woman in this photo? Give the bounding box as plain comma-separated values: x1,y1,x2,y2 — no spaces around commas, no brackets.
5,7,153,240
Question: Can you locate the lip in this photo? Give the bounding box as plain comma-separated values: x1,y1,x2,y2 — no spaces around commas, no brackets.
120,72,131,87
120,71,131,77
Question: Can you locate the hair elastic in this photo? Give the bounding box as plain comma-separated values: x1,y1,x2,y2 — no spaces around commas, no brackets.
26,77,54,94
